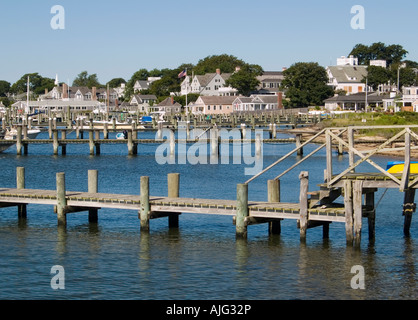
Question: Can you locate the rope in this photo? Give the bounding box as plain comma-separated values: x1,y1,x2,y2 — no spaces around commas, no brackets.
376,188,388,209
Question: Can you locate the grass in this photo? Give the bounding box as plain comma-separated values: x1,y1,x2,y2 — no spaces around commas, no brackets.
319,112,418,138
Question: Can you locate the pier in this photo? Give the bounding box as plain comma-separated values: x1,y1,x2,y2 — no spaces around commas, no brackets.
1,125,417,246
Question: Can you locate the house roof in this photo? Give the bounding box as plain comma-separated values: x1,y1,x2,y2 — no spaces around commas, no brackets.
157,97,182,107
324,92,389,103
194,73,232,87
197,96,236,105
327,66,368,83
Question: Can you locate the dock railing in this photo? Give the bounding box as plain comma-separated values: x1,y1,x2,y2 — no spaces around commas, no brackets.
246,125,418,192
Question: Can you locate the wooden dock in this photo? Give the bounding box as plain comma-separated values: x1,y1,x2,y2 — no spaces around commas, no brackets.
2,125,418,247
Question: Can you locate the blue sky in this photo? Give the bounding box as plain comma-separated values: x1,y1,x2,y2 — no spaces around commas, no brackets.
0,0,417,85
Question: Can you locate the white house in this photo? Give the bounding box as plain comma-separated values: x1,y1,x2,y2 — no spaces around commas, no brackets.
181,69,233,96
232,95,279,112
326,65,368,95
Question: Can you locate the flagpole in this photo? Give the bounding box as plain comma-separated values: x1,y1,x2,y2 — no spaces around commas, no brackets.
186,68,188,116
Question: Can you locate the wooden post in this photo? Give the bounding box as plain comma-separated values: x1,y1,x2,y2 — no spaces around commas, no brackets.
344,180,354,245
366,191,375,241
89,130,95,155
255,133,262,157
348,127,355,172
48,118,53,139
53,130,59,155
268,179,281,235
296,134,303,156
140,176,150,231
169,130,175,156
127,130,133,155
299,171,309,241
353,180,363,247
325,130,333,184
403,189,416,237
16,167,27,219
168,173,180,228
236,183,248,239
88,170,98,223
56,172,67,226
16,126,22,155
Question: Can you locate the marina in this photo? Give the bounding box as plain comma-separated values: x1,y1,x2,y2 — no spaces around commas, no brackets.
1,125,417,248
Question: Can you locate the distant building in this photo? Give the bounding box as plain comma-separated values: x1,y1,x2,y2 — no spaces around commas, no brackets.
232,94,280,112
256,71,284,94
154,97,182,116
181,69,235,96
370,60,387,68
324,92,388,111
326,65,369,95
191,96,236,115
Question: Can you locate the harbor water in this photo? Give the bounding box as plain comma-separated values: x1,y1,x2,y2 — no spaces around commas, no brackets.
0,129,417,300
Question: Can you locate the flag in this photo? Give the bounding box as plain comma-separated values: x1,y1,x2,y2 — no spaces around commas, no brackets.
178,69,187,78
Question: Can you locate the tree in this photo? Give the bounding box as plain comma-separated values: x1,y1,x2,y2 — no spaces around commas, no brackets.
363,65,391,91
225,64,263,96
0,80,10,97
72,71,102,88
349,42,408,67
10,73,55,95
281,62,334,108
193,54,245,74
107,78,126,88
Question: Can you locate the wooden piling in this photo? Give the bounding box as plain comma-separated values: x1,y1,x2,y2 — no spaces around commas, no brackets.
53,130,59,155
403,189,416,237
299,171,309,241
268,179,281,235
140,176,150,231
366,190,375,241
168,173,180,228
344,180,354,245
296,134,303,156
236,183,249,239
88,170,99,223
16,126,22,156
56,172,67,226
16,167,27,219
353,180,363,246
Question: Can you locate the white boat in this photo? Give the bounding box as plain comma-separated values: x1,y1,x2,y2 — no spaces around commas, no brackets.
0,128,41,152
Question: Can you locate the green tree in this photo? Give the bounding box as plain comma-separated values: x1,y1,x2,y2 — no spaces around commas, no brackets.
72,71,103,88
225,64,263,96
281,62,334,108
0,80,11,97
363,65,391,91
107,78,126,88
193,54,245,74
10,73,55,95
349,42,408,67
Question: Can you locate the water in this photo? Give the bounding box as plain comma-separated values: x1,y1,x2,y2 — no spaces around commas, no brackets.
0,129,417,300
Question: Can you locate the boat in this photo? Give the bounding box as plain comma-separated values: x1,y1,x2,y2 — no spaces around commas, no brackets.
386,161,418,174
0,127,41,153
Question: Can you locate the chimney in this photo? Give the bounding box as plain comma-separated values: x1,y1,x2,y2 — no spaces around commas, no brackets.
235,66,241,72
216,68,221,75
45,88,48,95
62,83,68,99
277,92,283,109
92,87,97,101
171,96,174,105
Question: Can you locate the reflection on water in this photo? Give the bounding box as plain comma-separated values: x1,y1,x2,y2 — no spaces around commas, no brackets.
0,130,417,299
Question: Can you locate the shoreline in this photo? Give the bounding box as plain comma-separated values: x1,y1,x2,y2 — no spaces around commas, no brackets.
290,125,417,160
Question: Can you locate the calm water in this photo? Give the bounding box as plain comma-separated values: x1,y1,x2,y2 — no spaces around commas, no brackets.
0,129,417,300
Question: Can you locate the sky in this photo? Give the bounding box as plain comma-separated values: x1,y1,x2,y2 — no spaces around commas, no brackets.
0,0,417,85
